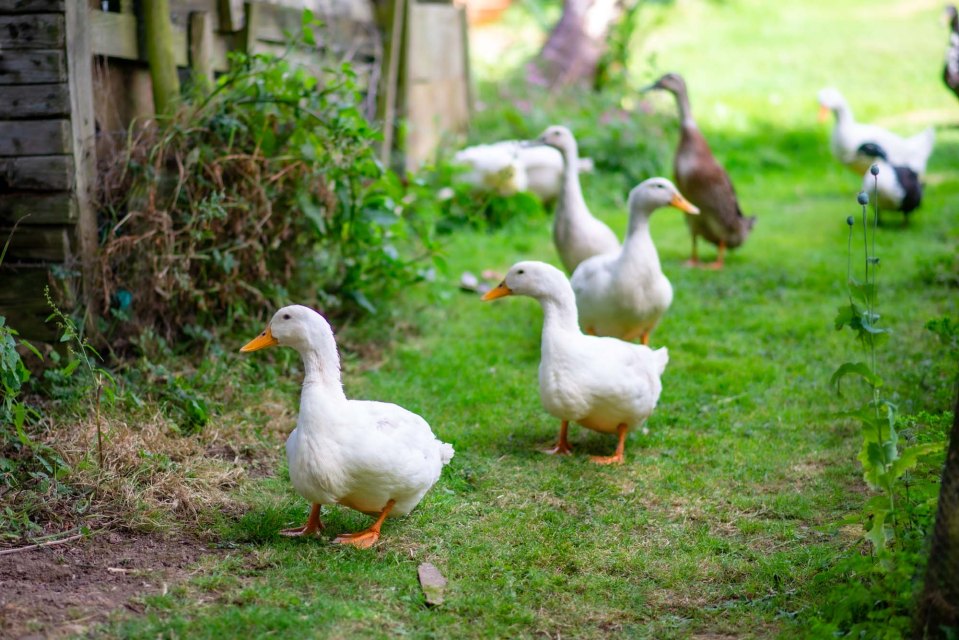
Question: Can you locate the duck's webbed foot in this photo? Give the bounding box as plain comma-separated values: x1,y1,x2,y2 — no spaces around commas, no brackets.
280,503,324,537
332,499,396,549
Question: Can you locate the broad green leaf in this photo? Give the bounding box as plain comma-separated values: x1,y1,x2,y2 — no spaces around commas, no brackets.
889,442,946,480
61,359,80,378
831,362,883,393
864,509,890,551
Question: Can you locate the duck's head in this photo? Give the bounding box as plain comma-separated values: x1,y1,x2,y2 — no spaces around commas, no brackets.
629,177,699,216
240,304,331,353
817,87,846,121
535,125,578,156
482,260,569,302
642,72,686,96
946,5,958,30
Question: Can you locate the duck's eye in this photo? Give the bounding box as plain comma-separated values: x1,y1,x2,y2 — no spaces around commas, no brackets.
517,269,525,275
283,314,291,320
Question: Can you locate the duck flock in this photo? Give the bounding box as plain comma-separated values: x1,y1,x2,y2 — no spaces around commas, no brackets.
234,13,957,547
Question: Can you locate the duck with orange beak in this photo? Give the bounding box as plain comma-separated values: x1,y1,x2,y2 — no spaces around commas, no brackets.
483,261,668,464
570,177,698,345
240,305,454,548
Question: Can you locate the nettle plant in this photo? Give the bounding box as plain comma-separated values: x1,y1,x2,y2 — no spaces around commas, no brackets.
832,166,944,553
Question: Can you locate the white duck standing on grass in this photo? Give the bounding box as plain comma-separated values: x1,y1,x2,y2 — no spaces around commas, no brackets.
240,305,454,549
536,125,621,273
571,178,699,345
817,87,935,176
483,261,669,465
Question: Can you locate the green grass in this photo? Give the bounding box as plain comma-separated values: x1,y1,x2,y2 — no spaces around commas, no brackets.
106,0,957,637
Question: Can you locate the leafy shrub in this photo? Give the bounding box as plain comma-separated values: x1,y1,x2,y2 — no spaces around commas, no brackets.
806,178,950,637
99,41,438,343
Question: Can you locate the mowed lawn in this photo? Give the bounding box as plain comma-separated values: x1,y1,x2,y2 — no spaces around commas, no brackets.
110,0,958,637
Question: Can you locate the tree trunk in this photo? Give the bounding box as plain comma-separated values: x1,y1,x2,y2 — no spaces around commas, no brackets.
527,0,623,89
143,0,181,115
915,387,959,638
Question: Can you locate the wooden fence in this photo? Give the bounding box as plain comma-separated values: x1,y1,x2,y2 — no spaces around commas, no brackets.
0,0,470,340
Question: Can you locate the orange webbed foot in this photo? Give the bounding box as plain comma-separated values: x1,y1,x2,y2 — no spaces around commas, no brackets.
543,421,572,456
543,441,573,456
589,453,625,465
279,504,323,537
704,261,724,270
332,529,381,549
683,259,700,268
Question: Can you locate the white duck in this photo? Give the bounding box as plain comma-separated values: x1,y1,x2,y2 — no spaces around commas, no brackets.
857,142,922,220
483,261,669,465
817,87,935,176
571,178,699,345
453,140,593,201
240,305,454,548
536,125,621,273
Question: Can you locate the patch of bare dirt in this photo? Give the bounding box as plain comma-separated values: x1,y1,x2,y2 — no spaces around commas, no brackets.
0,532,217,639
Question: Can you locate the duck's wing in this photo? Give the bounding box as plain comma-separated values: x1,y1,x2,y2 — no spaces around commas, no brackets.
686,159,747,232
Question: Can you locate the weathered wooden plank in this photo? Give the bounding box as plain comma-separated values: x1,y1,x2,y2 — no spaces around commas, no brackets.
216,0,243,32
66,0,100,325
251,3,302,44
0,50,66,84
0,119,71,155
0,268,60,342
90,10,189,65
89,11,138,60
0,224,73,261
0,0,66,13
0,83,69,118
405,3,469,168
188,11,214,86
0,15,65,50
0,192,76,225
0,156,74,191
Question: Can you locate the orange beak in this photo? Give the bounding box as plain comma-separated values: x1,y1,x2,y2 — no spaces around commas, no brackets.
482,282,512,301
240,326,278,352
818,104,830,122
670,193,700,215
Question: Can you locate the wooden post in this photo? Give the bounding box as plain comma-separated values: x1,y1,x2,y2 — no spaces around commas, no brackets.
189,11,215,90
379,0,406,167
143,0,180,114
64,0,99,327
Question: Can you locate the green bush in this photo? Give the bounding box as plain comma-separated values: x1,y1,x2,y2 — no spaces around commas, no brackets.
99,45,439,343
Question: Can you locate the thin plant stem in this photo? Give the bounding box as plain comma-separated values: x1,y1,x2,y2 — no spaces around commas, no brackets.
95,376,103,468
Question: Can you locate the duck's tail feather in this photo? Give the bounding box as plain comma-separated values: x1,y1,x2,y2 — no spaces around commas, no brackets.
907,127,935,174
438,442,455,465
654,347,669,376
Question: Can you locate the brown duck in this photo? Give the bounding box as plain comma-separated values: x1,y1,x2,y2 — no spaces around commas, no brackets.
644,73,756,269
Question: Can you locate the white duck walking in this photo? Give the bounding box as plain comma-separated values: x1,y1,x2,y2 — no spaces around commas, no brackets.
571,178,699,345
483,261,669,465
241,305,454,548
536,126,621,273
817,87,935,176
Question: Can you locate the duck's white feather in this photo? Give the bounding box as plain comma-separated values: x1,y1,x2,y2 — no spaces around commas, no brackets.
261,305,453,519
819,88,934,176
571,178,688,340
492,261,668,436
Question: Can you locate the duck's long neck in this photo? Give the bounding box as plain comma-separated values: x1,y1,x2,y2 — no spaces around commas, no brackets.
832,102,854,126
673,86,697,130
539,290,581,337
621,209,660,267
299,333,346,402
558,143,589,218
